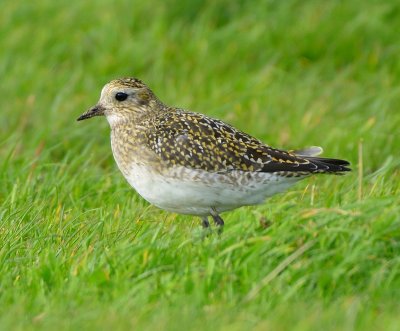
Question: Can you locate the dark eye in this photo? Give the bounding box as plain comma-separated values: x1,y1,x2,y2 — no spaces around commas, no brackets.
115,92,128,101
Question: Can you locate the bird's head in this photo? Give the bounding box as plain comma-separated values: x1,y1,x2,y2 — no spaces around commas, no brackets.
77,78,161,126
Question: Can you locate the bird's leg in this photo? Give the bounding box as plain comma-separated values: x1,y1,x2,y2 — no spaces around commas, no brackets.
211,214,224,227
201,216,210,228
210,208,224,233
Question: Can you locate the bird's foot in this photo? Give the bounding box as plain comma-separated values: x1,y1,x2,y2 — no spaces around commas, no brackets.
199,213,224,235
201,216,210,228
210,208,224,235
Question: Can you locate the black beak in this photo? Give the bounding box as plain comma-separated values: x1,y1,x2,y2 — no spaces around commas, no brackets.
77,105,105,121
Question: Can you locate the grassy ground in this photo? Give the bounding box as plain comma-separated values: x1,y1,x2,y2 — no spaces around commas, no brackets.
1,0,400,330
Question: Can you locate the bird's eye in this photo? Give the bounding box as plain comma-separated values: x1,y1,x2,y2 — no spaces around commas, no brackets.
115,92,128,101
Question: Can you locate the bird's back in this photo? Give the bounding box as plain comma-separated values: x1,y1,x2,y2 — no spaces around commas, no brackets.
143,108,350,175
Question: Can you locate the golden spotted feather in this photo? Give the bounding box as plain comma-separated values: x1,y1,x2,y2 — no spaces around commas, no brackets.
145,109,350,174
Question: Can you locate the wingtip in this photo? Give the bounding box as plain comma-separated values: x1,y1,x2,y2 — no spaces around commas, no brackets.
311,157,352,173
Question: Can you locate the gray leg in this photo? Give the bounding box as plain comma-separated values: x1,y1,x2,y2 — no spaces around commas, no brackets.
210,208,224,227
201,216,210,228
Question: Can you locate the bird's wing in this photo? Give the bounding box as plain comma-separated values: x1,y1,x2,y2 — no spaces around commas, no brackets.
146,110,350,174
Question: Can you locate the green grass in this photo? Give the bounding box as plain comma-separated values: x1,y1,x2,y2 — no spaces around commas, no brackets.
1,0,400,330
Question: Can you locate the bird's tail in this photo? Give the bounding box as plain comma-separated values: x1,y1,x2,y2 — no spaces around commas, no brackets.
291,146,351,174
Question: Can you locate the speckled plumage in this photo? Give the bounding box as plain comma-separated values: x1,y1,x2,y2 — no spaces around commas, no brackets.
78,77,350,228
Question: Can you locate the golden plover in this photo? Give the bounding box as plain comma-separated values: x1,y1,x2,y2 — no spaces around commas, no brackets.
77,78,350,229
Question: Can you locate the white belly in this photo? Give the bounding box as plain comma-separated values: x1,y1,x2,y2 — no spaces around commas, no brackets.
118,163,301,216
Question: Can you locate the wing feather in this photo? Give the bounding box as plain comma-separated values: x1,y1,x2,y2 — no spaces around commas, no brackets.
145,110,350,174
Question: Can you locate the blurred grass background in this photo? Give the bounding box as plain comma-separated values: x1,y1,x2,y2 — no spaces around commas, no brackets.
0,0,399,330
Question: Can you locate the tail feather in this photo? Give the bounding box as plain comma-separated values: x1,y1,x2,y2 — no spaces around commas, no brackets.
293,146,351,174
291,146,323,157
260,146,351,174
305,156,351,173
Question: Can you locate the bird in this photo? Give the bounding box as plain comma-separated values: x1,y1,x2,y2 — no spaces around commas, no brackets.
77,77,350,229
